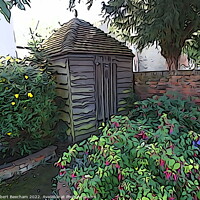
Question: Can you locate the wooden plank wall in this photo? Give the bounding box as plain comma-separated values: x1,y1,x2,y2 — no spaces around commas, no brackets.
115,55,133,114
48,58,72,136
68,55,97,139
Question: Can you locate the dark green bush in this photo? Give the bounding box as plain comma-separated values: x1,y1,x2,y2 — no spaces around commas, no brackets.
128,93,200,133
0,56,58,156
55,95,200,200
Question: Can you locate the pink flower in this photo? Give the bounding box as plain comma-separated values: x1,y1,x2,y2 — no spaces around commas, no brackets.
158,126,162,129
173,174,178,181
55,162,65,169
94,187,98,194
59,170,66,176
118,185,123,190
159,159,165,167
134,131,148,140
71,173,76,178
116,164,120,169
113,122,120,127
105,161,110,166
168,197,175,200
118,173,122,181
169,126,173,134
164,168,172,179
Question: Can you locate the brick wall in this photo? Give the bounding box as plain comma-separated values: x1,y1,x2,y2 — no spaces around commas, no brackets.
134,70,200,104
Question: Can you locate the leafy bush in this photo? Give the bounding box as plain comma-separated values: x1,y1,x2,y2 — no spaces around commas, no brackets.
128,93,200,133
0,56,58,156
55,95,200,200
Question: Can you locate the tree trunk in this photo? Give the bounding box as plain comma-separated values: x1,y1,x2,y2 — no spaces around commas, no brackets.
165,54,180,71
160,43,182,71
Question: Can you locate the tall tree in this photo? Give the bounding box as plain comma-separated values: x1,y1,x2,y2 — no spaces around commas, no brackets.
69,0,200,71
0,0,30,22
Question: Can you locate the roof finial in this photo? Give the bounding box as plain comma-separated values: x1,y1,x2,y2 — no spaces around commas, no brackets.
74,9,78,18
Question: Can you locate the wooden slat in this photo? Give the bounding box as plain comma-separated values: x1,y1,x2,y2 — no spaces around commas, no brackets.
59,111,71,124
70,72,95,78
70,65,94,73
55,84,69,90
72,104,95,114
75,126,97,137
51,59,66,68
118,88,131,94
56,88,69,99
74,122,96,132
72,94,94,101
117,82,133,88
73,117,96,126
71,73,94,80
73,113,96,121
117,72,133,78
69,60,94,66
71,86,95,93
117,78,132,83
72,100,95,107
55,74,68,84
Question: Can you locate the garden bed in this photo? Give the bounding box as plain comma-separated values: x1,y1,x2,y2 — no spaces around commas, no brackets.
0,146,57,181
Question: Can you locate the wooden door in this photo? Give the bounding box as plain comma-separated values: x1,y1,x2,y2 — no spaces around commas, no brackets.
95,56,117,122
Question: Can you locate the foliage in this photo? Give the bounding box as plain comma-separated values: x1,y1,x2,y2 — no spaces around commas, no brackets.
68,0,200,71
0,56,58,156
128,92,200,133
183,31,200,68
54,95,200,200
27,29,52,70
0,0,30,22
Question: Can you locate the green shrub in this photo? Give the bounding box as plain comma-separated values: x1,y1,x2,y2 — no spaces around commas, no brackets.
55,96,200,200
0,56,58,156
128,93,200,133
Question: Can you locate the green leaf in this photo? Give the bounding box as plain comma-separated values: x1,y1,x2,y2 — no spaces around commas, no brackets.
142,197,150,200
197,191,200,199
168,159,175,167
166,148,173,155
0,0,11,22
173,163,180,170
89,135,99,142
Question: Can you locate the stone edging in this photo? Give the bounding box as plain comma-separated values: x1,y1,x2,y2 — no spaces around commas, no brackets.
0,145,57,181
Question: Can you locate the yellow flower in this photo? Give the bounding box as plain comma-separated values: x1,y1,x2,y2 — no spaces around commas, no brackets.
14,94,19,98
11,102,16,105
5,56,11,60
7,132,12,136
0,78,6,82
25,75,29,79
5,87,9,90
28,93,33,98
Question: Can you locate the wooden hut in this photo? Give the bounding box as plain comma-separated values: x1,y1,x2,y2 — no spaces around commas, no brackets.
43,18,134,142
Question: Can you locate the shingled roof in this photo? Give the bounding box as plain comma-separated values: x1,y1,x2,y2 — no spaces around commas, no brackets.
43,18,133,57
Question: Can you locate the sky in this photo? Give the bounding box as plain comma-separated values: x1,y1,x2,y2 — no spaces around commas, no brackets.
12,0,106,47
